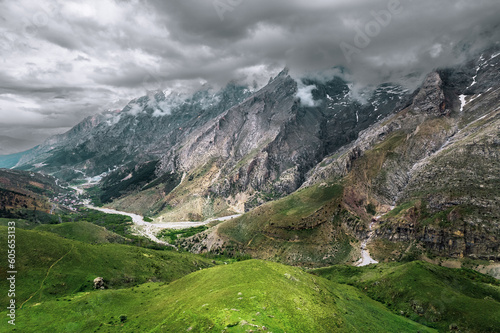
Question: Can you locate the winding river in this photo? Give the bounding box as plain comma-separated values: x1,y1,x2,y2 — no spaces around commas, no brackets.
85,204,240,247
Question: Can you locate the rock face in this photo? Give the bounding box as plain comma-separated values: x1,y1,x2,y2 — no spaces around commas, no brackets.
15,67,408,220
16,84,254,181
412,72,446,115
301,49,500,262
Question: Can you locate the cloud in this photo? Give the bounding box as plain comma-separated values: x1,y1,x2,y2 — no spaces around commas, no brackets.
296,84,319,107
0,0,499,152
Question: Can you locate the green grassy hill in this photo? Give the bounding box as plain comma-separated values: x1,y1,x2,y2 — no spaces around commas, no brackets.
2,260,435,333
34,222,129,244
0,227,213,308
0,217,34,229
183,182,356,267
312,261,500,332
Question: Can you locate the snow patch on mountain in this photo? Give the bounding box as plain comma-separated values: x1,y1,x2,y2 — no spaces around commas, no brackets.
459,94,467,112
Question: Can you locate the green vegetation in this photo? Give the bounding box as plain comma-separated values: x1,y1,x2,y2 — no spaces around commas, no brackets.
312,261,500,332
43,145,97,169
187,159,217,182
220,182,343,238
0,204,64,224
384,200,486,229
159,225,209,243
2,260,435,332
0,217,37,229
99,160,159,203
212,183,353,267
73,208,133,236
365,203,377,215
141,172,181,192
86,185,104,206
34,222,129,244
0,226,213,308
65,208,172,250
350,131,407,183
368,239,410,262
1,206,495,332
200,251,253,263
385,200,418,218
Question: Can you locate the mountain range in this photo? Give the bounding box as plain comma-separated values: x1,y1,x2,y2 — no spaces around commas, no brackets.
1,45,500,333
5,46,499,267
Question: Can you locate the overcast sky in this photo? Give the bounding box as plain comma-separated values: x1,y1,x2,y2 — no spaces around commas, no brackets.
0,0,499,154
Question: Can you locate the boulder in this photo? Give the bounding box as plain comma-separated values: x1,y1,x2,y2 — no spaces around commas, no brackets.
93,277,105,290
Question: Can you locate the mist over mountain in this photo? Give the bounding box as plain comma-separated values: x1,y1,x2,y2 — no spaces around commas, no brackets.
1,2,500,332
1,0,500,153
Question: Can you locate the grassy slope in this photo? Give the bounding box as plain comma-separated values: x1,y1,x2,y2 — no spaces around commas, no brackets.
0,227,213,307
0,218,34,229
210,182,354,266
34,222,129,244
2,260,435,333
312,261,500,332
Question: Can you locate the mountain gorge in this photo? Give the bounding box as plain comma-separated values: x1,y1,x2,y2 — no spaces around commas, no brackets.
3,1,500,331
7,48,500,269
15,68,408,220
175,49,500,267
2,46,500,333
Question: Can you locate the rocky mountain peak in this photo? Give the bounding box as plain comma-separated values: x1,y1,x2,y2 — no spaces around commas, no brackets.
411,71,446,115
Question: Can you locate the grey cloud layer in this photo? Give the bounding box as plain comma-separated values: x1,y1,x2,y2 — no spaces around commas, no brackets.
0,0,499,153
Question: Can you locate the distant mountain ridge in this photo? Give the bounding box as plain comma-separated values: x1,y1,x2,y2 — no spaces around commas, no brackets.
0,147,36,169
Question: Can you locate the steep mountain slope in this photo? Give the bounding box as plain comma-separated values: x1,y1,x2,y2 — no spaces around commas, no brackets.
180,182,354,267
184,49,500,265
13,68,408,223
318,49,500,261
0,168,69,221
16,84,253,181
0,147,36,169
10,47,499,266
106,70,407,221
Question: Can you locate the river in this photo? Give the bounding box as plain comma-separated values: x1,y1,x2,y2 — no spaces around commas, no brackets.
355,206,395,267
85,204,240,247
355,220,379,266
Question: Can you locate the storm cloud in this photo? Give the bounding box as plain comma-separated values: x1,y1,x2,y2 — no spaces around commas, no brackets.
0,0,499,152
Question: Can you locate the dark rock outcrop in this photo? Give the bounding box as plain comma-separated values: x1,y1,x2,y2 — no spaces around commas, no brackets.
412,72,446,115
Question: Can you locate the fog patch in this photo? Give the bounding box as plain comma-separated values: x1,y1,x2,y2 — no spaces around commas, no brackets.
296,83,319,107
